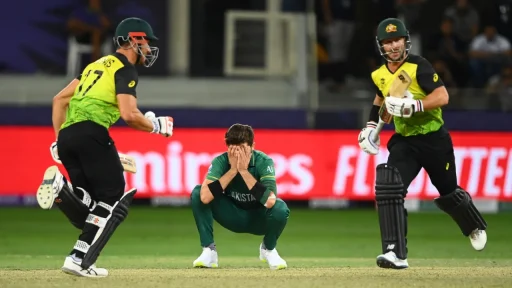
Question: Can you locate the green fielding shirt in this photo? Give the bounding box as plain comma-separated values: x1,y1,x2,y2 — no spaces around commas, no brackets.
370,54,445,136
206,150,277,210
61,53,139,130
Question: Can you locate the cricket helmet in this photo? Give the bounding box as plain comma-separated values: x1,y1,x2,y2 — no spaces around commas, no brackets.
375,18,411,62
113,17,159,67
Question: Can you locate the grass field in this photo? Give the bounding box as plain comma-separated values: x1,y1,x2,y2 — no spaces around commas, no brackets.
0,207,511,287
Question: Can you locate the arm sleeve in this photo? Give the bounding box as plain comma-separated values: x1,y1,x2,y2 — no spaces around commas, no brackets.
416,58,444,95
257,159,277,195
370,75,384,98
205,156,228,181
115,66,138,97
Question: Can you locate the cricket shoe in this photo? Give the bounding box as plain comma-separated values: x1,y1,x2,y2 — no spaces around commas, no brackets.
61,255,108,277
376,251,409,269
193,247,218,268
37,165,64,209
469,229,487,251
259,244,287,270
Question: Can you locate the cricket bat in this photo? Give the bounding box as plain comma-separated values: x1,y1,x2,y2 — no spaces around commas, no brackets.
373,70,412,142
119,153,137,174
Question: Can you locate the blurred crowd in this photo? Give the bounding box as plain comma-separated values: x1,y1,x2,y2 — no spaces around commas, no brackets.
311,0,512,111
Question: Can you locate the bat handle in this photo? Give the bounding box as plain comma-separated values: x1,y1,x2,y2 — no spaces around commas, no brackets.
373,120,385,142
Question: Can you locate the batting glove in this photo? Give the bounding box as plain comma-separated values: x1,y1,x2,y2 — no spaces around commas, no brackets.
50,141,62,164
358,122,380,155
151,116,174,137
385,97,424,118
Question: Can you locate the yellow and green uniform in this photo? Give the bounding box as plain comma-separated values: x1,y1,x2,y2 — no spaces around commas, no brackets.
371,54,445,136
61,52,139,130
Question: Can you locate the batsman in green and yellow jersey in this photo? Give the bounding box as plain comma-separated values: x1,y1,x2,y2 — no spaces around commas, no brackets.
357,18,488,270
191,124,290,270
36,17,174,277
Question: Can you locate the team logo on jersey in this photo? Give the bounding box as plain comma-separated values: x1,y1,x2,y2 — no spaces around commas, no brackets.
433,73,439,83
266,166,274,174
385,24,397,33
128,80,136,87
207,164,213,173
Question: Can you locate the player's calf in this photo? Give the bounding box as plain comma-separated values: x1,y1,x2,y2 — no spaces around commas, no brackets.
80,188,137,269
434,188,488,251
374,164,408,269
37,165,95,230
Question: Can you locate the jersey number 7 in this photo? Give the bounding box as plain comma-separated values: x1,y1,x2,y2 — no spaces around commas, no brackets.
77,70,104,97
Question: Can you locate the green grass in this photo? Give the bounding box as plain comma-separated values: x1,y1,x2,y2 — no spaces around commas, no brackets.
0,207,511,287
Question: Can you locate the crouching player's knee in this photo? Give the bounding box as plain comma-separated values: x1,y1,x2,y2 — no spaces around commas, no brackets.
191,184,215,205
190,185,203,204
267,199,290,223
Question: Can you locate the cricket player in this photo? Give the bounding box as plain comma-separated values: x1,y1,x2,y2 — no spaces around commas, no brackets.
358,18,488,269
190,124,289,270
36,17,174,277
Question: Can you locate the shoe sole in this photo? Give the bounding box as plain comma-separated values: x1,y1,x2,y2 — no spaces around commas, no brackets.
37,166,60,210
61,267,107,278
193,261,218,268
376,256,408,269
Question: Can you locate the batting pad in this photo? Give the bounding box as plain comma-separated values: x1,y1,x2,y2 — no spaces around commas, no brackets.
80,188,137,269
434,188,488,236
56,186,92,230
375,164,408,260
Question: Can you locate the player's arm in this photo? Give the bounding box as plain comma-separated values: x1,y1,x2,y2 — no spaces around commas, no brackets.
114,66,154,132
52,78,80,138
417,59,449,110
239,159,277,208
200,157,237,204
367,74,385,124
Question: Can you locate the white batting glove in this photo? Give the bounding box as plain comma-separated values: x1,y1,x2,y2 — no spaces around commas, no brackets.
50,141,62,164
145,111,174,137
358,121,380,155
150,116,174,137
385,97,424,118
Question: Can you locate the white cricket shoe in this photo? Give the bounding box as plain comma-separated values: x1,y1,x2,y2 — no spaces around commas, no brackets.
376,251,409,269
259,244,287,270
470,229,487,251
61,255,108,277
193,247,218,268
37,165,64,209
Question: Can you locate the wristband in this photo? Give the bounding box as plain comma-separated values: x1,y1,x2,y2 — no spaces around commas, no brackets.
207,180,224,198
251,182,271,205
369,105,380,123
415,100,424,113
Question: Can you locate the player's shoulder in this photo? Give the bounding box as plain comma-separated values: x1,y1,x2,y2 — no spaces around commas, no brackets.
212,152,229,164
405,54,431,67
371,63,387,81
253,150,273,162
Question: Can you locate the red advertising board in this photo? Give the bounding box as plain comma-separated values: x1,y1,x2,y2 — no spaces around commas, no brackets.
4,126,512,201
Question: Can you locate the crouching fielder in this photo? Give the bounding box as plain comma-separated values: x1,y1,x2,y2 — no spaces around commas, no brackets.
359,18,487,269
191,124,289,270
36,17,173,277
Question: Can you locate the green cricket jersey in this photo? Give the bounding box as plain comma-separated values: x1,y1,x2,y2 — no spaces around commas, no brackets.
206,150,277,210
371,54,445,136
61,52,139,130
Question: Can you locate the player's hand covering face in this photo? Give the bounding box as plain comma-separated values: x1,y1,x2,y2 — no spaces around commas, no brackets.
381,37,405,62
236,145,252,172
228,145,239,171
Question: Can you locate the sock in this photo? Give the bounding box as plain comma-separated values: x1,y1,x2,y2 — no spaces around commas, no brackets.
206,243,216,251
261,242,267,250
